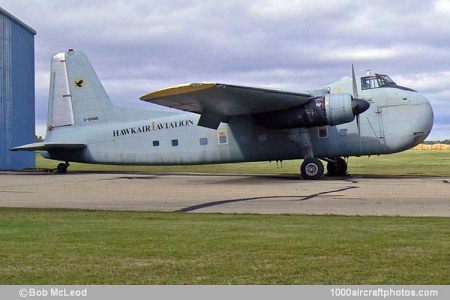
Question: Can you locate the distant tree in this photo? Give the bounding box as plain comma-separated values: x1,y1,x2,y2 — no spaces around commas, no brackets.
35,135,44,142
424,139,450,145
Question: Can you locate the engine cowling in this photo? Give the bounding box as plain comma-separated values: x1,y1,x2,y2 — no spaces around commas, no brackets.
325,93,354,126
254,93,367,129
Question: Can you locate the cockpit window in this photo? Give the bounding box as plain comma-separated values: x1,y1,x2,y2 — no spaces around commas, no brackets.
361,74,397,90
361,76,378,89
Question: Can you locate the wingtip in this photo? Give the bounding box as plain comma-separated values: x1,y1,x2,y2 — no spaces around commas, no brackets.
140,83,217,101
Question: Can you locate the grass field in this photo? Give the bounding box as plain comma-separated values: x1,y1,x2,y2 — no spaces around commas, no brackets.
36,150,450,176
2,150,448,284
0,208,449,284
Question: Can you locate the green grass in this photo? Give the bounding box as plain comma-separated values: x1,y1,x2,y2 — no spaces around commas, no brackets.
0,208,449,284
36,150,450,176
6,151,448,284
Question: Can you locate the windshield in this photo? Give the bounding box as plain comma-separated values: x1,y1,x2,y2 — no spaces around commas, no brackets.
361,74,397,90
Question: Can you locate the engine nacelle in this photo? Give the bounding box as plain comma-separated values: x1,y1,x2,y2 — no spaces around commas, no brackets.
254,93,355,129
325,93,355,126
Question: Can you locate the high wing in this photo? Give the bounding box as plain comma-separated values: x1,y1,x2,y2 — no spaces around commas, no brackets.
140,83,312,129
10,142,86,151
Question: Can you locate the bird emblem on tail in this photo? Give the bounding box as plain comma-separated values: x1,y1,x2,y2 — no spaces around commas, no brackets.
74,79,85,87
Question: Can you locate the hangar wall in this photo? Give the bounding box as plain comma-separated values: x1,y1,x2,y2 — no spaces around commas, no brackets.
0,7,36,170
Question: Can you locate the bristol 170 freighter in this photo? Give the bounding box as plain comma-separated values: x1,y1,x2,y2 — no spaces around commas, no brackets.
12,50,433,179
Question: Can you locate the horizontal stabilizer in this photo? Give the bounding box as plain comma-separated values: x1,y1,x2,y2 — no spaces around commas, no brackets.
10,142,86,151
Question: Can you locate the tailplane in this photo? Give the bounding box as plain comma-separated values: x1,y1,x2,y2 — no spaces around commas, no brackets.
47,49,114,131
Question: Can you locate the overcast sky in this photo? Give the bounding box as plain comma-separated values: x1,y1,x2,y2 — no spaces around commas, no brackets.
2,0,450,139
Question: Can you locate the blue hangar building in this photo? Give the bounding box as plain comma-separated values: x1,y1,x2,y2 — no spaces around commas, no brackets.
0,7,36,170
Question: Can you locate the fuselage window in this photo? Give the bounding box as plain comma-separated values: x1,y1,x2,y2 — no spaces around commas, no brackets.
217,130,229,145
339,129,348,137
200,137,208,145
318,126,328,138
171,139,179,147
152,140,160,147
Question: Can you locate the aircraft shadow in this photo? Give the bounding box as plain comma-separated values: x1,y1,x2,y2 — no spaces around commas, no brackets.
3,170,443,181
177,186,358,212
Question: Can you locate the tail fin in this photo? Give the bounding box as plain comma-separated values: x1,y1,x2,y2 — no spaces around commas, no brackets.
47,50,114,130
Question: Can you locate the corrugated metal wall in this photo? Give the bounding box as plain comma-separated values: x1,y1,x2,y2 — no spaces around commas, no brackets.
0,9,35,170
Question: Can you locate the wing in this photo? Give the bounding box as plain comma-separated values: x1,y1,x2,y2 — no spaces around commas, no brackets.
140,83,312,129
10,142,86,151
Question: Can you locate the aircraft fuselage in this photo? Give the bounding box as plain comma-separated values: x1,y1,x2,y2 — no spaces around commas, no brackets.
43,83,433,166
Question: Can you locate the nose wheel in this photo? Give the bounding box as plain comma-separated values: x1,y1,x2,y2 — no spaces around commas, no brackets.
300,158,324,180
326,157,348,176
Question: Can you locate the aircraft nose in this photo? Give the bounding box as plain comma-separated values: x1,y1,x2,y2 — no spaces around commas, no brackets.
412,94,434,143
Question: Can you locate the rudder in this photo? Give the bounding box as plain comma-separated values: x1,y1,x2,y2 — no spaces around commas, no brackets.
47,49,114,131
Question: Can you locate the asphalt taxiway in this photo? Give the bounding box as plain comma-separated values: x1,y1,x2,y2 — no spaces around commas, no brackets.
0,171,449,216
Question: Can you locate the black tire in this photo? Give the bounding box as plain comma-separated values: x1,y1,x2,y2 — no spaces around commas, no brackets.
301,158,324,180
57,163,68,173
327,161,341,176
336,157,348,175
327,157,348,176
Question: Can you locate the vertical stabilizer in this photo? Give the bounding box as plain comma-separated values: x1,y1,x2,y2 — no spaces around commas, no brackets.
47,50,114,131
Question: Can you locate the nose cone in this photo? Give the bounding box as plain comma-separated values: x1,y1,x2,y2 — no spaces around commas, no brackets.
413,95,434,143
382,93,434,153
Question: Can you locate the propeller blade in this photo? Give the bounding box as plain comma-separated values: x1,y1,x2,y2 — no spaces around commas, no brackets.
351,64,365,140
352,64,358,98
352,97,369,137
356,115,361,136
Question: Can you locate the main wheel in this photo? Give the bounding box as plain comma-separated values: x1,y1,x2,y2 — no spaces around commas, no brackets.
57,162,68,174
327,157,347,176
301,158,324,180
336,157,347,175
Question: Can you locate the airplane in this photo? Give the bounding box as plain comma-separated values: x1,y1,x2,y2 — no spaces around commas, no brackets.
11,49,434,179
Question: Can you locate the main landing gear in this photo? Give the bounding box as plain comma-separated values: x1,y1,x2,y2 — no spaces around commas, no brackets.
288,128,347,180
326,157,348,177
300,157,348,179
300,158,324,180
56,161,70,174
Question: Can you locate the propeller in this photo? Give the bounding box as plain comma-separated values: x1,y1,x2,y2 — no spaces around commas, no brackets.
350,64,370,136
352,64,359,99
